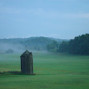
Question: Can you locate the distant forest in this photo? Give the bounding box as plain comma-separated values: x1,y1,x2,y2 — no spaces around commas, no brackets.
0,37,64,53
47,34,89,55
0,34,89,55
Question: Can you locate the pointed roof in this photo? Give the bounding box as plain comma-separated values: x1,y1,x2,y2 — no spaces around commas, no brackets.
21,50,32,57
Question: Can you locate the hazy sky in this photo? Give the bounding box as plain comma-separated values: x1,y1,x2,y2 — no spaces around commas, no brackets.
0,0,89,39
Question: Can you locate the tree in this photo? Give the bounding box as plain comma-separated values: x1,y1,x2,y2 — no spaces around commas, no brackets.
68,34,89,55
58,33,89,55
47,41,59,52
58,41,69,53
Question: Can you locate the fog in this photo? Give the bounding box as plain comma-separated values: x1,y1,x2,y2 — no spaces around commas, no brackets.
0,37,59,54
0,43,26,53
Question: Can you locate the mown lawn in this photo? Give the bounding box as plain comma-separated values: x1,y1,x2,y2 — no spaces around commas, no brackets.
0,52,89,89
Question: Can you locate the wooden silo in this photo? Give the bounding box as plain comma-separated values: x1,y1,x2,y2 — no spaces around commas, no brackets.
20,50,33,74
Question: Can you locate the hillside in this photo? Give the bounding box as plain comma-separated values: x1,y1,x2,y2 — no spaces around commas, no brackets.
0,37,64,53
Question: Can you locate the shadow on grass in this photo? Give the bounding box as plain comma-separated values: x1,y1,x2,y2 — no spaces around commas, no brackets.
0,71,59,76
0,71,36,75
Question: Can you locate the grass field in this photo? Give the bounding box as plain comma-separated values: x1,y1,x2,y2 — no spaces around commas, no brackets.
0,52,89,89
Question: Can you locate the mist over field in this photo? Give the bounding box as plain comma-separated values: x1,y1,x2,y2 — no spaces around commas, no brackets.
0,37,64,53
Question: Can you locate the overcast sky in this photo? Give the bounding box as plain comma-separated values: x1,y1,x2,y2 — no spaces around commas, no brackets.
0,0,89,39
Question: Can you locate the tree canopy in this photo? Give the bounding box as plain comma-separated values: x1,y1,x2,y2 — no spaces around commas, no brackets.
47,34,89,55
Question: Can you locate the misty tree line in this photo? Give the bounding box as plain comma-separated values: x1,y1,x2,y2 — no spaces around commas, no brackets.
47,34,89,55
0,34,89,54
0,37,58,53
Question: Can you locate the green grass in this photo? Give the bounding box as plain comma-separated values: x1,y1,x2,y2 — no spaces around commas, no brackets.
0,52,89,89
